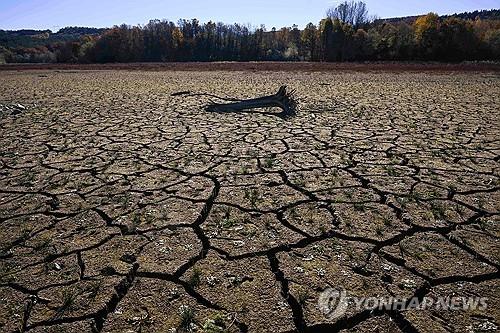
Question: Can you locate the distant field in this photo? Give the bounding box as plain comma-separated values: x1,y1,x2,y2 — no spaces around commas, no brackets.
0,70,499,332
1,61,500,72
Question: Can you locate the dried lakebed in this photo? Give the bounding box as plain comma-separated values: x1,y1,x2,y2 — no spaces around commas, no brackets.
0,70,499,332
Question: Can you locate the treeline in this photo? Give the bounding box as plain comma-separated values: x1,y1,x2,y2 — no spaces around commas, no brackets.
1,2,499,63
0,26,106,63
380,9,500,24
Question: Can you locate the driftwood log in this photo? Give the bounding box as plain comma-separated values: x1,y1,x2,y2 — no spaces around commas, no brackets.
205,86,298,118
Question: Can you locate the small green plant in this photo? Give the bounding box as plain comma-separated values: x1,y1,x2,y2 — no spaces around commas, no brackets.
332,194,342,203
221,218,236,229
312,244,325,254
220,206,231,219
330,169,339,177
179,305,195,329
353,202,365,212
430,201,446,220
429,189,440,200
345,247,355,260
304,209,315,224
22,170,36,186
297,289,310,306
264,156,275,168
219,206,237,228
144,212,154,224
19,227,32,243
431,150,441,157
132,212,141,226
202,313,226,333
477,197,486,210
188,267,202,287
385,166,398,176
240,165,249,174
448,233,463,244
244,188,261,208
409,191,422,202
56,288,78,317
382,216,392,227
411,249,426,261
477,218,489,231
0,262,15,283
295,176,306,187
396,196,408,209
240,225,256,238
86,280,102,299
455,203,465,216
399,242,408,257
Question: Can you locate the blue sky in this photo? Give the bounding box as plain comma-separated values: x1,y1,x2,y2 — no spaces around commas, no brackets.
0,0,498,31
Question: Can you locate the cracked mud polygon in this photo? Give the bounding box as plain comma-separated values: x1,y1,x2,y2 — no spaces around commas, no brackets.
0,69,499,333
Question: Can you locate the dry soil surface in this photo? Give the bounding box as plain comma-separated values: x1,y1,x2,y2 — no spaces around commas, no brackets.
0,70,499,333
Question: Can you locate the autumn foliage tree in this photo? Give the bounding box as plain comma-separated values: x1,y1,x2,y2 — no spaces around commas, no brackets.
414,13,441,59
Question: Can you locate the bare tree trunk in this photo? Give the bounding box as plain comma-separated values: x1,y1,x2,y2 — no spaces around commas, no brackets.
206,86,298,118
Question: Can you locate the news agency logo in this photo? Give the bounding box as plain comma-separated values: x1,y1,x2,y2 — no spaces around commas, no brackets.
318,286,488,319
317,286,349,319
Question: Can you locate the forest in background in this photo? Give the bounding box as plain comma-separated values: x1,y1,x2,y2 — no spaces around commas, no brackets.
1,2,499,64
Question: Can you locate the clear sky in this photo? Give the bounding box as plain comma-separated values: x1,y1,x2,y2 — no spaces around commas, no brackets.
0,0,498,31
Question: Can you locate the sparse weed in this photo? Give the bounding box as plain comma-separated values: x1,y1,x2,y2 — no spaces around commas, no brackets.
221,217,237,229
477,218,489,231
188,267,202,287
477,197,486,210
219,206,237,228
202,313,226,333
385,166,398,176
295,176,306,187
244,188,261,208
382,216,392,227
353,202,365,212
430,201,446,220
297,289,310,306
409,191,422,202
264,156,275,168
86,280,102,299
33,236,52,251
179,305,195,329
240,165,249,174
19,227,32,243
55,288,79,317
127,212,141,233
144,212,154,224
220,206,232,219
345,247,355,260
411,249,426,261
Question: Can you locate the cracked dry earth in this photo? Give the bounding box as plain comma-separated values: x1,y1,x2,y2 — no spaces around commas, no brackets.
0,69,499,333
